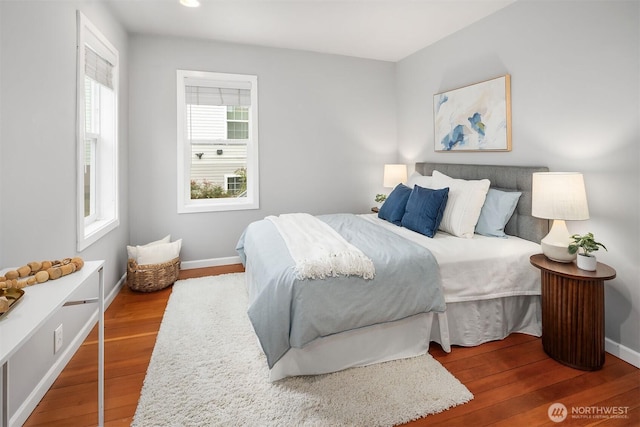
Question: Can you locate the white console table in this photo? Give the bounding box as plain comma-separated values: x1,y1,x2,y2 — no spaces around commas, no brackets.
0,260,105,427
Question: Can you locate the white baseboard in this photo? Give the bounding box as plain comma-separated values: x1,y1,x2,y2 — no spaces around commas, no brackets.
605,338,640,368
106,271,126,306
180,256,242,270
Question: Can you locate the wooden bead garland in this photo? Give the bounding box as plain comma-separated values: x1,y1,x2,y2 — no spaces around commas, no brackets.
0,257,84,290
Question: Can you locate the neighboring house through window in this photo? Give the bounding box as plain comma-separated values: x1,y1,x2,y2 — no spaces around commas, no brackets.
177,70,259,213
76,11,119,251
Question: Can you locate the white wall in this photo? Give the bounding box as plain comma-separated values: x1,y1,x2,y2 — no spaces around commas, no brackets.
396,0,640,358
0,0,129,298
128,35,397,262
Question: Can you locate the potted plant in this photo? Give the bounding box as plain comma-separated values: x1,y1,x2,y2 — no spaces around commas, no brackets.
568,232,607,271
373,194,388,211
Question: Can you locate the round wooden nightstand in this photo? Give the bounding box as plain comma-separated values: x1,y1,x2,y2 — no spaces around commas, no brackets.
530,254,616,370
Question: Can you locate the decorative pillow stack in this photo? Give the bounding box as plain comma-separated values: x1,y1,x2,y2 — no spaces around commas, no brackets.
127,235,182,265
431,171,490,239
400,185,449,238
406,171,433,190
475,188,522,238
377,170,521,239
377,184,412,225
378,182,449,238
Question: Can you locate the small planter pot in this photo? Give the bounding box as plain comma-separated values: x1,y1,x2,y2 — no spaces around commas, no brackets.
576,254,597,271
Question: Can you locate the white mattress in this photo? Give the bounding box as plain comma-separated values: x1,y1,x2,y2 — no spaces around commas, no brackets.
360,214,542,302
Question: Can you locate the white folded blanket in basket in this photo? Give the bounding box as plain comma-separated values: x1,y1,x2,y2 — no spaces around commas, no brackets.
266,213,375,280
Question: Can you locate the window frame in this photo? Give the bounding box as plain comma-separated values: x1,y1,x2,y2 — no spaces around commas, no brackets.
76,11,119,251
176,70,259,213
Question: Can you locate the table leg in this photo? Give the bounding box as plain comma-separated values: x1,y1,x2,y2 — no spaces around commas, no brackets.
98,267,104,427
1,361,7,427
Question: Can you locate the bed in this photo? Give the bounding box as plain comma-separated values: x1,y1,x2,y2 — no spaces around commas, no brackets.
237,163,549,381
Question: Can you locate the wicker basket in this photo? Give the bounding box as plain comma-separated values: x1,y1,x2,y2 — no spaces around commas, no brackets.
127,257,180,292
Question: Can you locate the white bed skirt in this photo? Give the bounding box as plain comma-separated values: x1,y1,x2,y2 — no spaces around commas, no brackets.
269,295,541,381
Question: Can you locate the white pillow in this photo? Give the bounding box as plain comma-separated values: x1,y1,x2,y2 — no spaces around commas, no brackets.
406,171,433,189
432,170,490,238
127,235,171,260
136,239,182,265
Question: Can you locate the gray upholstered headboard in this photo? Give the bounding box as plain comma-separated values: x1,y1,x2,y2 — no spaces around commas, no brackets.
415,163,549,243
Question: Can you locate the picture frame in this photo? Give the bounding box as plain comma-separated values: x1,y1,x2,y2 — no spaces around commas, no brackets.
433,75,511,152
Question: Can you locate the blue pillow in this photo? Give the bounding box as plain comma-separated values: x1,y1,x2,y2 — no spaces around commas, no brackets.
401,186,449,238
378,183,412,225
475,188,522,238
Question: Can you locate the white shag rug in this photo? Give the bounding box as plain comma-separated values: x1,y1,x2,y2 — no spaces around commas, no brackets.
133,273,473,427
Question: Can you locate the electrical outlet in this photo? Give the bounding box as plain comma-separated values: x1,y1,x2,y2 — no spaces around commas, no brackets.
54,324,63,354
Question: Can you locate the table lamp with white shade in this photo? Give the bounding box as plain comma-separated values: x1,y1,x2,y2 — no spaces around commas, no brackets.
532,172,590,262
383,164,408,188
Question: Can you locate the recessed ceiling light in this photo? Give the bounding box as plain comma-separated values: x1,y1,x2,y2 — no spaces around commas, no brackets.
180,0,200,7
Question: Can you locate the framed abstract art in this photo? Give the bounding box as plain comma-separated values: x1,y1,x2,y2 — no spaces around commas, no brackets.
433,75,511,152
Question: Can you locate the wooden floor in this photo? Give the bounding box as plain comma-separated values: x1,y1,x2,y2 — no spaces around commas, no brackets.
24,265,639,426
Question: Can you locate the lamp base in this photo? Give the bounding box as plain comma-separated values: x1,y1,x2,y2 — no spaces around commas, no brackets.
540,219,576,263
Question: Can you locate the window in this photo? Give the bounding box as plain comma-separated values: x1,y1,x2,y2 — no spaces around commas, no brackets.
76,12,119,251
177,70,259,213
225,173,244,195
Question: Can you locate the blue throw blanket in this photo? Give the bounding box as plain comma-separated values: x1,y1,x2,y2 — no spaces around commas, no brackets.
236,213,445,369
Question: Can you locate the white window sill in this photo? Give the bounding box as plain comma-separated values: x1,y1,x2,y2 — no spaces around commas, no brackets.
78,217,119,251
178,199,259,214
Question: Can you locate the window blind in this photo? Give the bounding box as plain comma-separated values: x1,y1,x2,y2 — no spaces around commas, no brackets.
186,104,227,141
185,85,251,107
85,46,113,89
